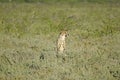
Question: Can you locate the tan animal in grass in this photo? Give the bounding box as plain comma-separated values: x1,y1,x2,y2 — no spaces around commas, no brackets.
57,30,68,53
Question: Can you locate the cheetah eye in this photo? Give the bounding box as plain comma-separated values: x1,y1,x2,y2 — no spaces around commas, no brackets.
65,35,67,37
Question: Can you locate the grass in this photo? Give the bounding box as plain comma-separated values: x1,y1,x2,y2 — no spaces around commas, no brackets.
0,2,120,80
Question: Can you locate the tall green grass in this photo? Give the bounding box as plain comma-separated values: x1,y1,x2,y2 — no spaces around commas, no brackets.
0,2,120,80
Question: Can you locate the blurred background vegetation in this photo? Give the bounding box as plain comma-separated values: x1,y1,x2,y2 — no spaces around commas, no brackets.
0,0,120,80
0,0,119,3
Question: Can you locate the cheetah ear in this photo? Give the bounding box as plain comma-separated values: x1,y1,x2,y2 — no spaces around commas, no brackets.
59,31,63,34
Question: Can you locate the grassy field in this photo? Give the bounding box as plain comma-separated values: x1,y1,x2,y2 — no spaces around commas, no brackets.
0,2,120,80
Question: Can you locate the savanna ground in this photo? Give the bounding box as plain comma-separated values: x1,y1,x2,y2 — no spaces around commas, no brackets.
0,1,120,80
